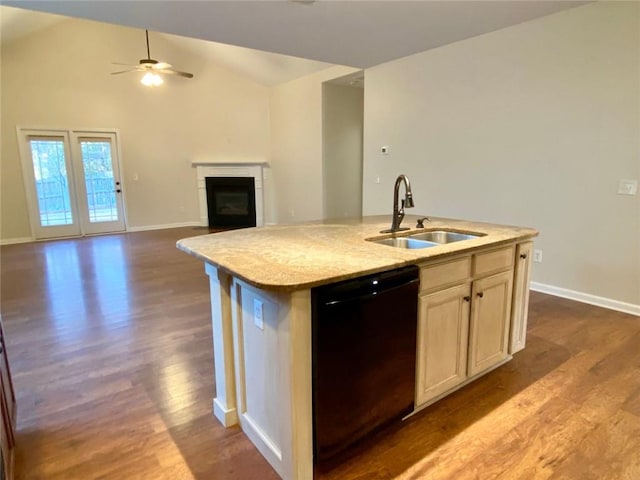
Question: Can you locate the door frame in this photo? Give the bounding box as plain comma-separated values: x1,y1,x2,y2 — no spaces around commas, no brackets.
70,131,126,235
16,129,81,239
16,126,128,240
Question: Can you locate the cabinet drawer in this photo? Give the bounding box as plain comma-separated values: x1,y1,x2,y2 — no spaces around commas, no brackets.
420,256,471,292
473,246,514,277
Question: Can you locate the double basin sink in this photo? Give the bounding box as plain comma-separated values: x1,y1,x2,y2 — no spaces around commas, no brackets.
370,230,485,249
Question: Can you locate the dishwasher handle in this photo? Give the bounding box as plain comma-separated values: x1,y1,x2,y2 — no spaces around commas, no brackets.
313,265,419,306
320,277,419,307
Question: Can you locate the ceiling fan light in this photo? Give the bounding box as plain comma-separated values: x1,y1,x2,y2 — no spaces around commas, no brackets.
141,71,163,87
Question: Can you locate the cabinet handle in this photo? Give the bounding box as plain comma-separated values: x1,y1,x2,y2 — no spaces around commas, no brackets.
477,292,484,298
463,296,470,302
520,253,527,259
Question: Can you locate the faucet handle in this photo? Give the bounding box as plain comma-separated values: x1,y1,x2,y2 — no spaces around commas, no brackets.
416,217,431,228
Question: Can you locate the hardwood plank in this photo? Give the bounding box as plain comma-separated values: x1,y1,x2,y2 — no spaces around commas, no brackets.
547,410,640,480
1,229,639,479
1,229,279,480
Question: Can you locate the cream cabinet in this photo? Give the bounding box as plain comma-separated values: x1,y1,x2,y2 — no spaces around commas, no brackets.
510,242,533,353
467,270,513,376
416,244,517,407
416,283,471,405
0,315,15,480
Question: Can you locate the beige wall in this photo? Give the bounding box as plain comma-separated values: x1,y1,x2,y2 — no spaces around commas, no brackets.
1,18,270,240
269,65,359,224
4,4,638,309
322,83,364,220
363,2,640,305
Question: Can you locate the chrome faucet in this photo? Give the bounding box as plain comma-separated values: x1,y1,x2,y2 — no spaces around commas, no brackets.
381,174,414,233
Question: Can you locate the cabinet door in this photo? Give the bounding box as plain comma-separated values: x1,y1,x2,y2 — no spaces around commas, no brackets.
468,271,513,377
0,317,15,446
416,283,471,406
510,242,533,354
0,391,13,480
0,316,13,479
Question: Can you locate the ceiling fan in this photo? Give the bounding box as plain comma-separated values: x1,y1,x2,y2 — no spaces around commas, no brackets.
111,29,194,86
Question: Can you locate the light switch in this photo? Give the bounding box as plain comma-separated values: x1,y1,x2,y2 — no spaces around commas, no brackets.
253,299,264,330
617,179,638,195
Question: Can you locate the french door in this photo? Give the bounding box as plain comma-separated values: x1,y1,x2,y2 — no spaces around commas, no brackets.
18,128,126,239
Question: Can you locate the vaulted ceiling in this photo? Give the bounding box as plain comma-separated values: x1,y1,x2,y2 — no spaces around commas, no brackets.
1,1,589,84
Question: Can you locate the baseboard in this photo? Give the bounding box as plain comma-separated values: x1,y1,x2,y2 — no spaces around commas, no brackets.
127,222,200,233
213,397,238,427
0,236,34,246
1,224,199,242
239,412,284,478
530,282,640,317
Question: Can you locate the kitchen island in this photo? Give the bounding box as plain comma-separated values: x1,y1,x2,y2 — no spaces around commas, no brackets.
177,215,537,479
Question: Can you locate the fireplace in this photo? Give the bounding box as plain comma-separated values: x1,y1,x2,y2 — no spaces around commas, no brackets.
205,177,256,228
193,162,266,227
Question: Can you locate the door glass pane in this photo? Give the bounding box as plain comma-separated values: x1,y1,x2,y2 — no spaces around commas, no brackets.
79,141,119,223
29,139,74,226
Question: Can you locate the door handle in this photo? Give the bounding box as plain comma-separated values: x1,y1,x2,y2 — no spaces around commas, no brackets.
116,189,122,193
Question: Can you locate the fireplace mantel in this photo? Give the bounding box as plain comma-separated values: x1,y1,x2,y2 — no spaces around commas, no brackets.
192,161,269,167
194,162,267,227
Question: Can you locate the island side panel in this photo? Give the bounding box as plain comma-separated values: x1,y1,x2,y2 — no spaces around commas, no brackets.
231,279,313,480
285,289,313,480
204,263,238,426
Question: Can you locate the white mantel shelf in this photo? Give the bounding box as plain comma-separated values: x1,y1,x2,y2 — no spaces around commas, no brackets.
191,161,270,167
194,162,267,227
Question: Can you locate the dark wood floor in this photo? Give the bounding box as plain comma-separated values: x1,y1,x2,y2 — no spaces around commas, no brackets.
1,227,638,479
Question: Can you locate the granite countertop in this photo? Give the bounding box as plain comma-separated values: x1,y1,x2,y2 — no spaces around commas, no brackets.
177,215,538,291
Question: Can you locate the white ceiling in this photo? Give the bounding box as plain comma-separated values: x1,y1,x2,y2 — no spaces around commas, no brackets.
0,5,333,86
1,1,589,83
163,33,333,86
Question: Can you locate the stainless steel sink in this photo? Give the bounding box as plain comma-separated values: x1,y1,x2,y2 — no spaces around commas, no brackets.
368,229,484,249
371,237,439,249
408,230,483,243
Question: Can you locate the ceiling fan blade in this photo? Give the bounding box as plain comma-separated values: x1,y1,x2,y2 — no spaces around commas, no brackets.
160,68,194,79
111,30,193,81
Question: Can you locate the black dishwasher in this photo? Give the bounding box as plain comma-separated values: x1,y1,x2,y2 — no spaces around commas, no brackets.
312,265,419,465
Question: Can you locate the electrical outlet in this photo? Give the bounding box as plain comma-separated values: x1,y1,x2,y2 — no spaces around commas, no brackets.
375,175,381,184
533,249,543,263
617,179,638,195
253,299,264,330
